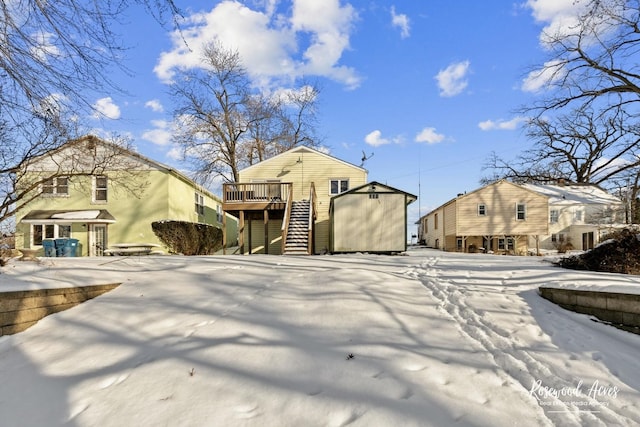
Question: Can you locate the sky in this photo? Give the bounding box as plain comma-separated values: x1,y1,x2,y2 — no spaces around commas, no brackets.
83,0,582,228
1,249,639,426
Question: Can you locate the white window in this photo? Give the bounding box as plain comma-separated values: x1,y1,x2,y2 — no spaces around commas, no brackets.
93,175,108,203
498,237,515,251
575,210,583,222
478,204,486,216
31,224,71,246
42,177,69,196
216,205,223,223
195,192,205,215
329,179,349,195
516,203,526,220
551,233,565,243
550,210,559,223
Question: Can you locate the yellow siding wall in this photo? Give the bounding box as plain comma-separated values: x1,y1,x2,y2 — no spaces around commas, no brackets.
423,206,446,249
332,192,407,252
455,181,548,236
240,147,367,253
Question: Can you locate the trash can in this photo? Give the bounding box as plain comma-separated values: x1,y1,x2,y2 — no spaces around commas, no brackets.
42,239,56,257
66,239,79,257
54,238,68,257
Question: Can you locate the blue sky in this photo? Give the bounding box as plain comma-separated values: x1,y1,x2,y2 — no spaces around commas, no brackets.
85,0,582,231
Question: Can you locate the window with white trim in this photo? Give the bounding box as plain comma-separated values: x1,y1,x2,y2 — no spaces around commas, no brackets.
195,192,205,215
516,203,526,220
42,177,69,196
93,175,108,203
478,204,486,216
31,224,71,246
574,210,583,222
550,210,559,223
216,205,223,223
329,179,349,195
498,237,515,251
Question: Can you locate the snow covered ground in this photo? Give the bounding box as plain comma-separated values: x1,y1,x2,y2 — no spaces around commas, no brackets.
1,249,639,427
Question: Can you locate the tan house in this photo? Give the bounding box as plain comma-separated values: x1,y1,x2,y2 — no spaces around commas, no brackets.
330,182,417,253
222,146,367,254
417,180,549,254
15,136,237,256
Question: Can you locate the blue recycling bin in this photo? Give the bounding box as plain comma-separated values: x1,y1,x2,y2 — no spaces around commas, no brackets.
54,239,67,257
42,239,56,257
66,239,79,257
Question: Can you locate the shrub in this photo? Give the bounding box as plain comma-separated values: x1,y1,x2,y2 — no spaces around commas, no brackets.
556,228,640,275
151,220,223,255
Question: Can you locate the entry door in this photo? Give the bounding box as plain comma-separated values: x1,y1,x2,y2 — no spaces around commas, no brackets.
582,232,595,250
90,224,108,256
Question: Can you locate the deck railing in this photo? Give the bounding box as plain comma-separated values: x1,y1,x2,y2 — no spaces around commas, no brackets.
281,185,294,253
223,182,292,204
307,182,317,254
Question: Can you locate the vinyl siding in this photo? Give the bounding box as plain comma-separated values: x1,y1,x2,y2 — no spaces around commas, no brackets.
331,192,407,252
239,147,367,253
455,181,548,236
15,142,237,255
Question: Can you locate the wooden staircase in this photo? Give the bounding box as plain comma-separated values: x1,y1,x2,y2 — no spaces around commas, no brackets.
284,200,311,255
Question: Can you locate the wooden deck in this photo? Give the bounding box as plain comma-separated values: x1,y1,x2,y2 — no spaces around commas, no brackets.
222,182,292,214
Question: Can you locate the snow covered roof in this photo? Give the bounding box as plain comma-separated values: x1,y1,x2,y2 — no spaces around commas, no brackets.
523,183,623,206
21,209,116,223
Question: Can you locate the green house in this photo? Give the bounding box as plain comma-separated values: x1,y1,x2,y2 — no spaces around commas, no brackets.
15,136,237,256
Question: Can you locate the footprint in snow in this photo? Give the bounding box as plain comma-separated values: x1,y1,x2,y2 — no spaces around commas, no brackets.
233,403,259,419
98,373,130,390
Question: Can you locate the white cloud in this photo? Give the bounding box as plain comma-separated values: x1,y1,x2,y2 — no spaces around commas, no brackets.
365,130,389,147
364,130,403,147
478,116,527,131
415,127,445,144
154,0,360,89
521,59,565,92
391,6,410,39
145,99,164,113
525,0,594,46
435,61,470,97
29,32,60,62
91,97,121,120
141,120,172,146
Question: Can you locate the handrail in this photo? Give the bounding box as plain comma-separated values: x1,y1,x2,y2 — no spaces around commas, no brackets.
307,182,317,254
281,185,294,253
223,182,292,204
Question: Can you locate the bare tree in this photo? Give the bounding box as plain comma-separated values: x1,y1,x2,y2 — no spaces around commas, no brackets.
0,0,179,229
170,41,321,184
525,0,640,115
484,0,640,223
484,106,640,184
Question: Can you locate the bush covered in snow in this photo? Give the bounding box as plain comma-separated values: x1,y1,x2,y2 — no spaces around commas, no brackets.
152,220,223,255
557,228,640,275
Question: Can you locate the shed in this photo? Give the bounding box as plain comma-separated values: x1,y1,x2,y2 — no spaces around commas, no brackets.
329,182,417,253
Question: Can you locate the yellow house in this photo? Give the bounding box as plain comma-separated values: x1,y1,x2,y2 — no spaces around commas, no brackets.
15,136,237,256
417,180,549,254
222,146,367,254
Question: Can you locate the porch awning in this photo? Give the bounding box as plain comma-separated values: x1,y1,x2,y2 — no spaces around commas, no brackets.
20,209,116,224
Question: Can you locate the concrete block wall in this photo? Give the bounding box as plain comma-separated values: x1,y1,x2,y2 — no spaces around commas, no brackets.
539,287,640,330
0,284,120,336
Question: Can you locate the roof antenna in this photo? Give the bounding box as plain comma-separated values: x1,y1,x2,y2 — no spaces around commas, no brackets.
360,151,374,167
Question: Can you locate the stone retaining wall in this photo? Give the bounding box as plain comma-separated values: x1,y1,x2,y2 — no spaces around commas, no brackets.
0,284,120,336
539,287,640,330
